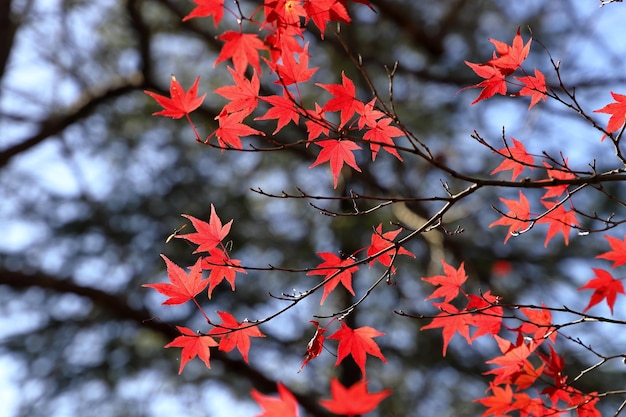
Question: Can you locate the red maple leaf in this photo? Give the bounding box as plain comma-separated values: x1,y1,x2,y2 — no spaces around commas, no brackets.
319,378,391,416
422,259,468,302
214,67,260,118
299,320,327,372
578,268,625,314
328,322,387,376
568,391,601,417
357,98,385,129
307,252,358,304
304,0,351,38
304,103,330,143
594,91,626,133
475,383,514,416
486,28,531,74
200,247,246,298
541,160,575,200
165,326,218,374
251,382,299,417
309,139,362,188
271,42,318,86
366,224,415,270
518,304,557,343
466,291,503,341
143,256,207,305
255,92,302,134
420,302,473,356
215,31,266,75
213,110,265,150
515,68,547,109
597,234,626,268
317,71,364,127
263,0,307,27
208,311,265,363
177,204,233,253
464,62,507,105
485,336,535,385
537,201,578,247
144,75,206,119
182,0,224,26
490,137,534,181
489,191,532,243
362,116,404,161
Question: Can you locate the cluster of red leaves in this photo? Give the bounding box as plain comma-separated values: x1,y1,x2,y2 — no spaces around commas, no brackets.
465,28,547,108
142,3,625,414
146,0,407,189
421,260,603,417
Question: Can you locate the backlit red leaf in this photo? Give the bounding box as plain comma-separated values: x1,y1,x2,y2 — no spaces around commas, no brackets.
143,256,207,305
177,204,233,253
596,234,626,268
145,76,206,119
422,259,468,302
200,247,246,298
208,311,265,363
490,137,534,181
578,268,625,314
215,31,266,75
328,322,387,376
594,91,626,134
489,191,531,243
307,252,358,304
251,382,299,417
309,139,362,188
319,378,391,416
165,326,218,374
182,0,224,26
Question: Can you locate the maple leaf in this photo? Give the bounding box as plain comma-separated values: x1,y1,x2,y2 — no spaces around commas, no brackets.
213,110,265,150
578,268,625,314
307,252,358,304
366,224,415,270
357,98,385,129
541,160,575,200
489,191,532,243
317,71,364,127
144,76,206,119
319,378,391,416
486,28,532,75
309,139,362,188
362,116,404,161
485,336,535,385
255,92,302,134
177,204,233,253
518,304,557,343
420,302,473,356
200,247,247,298
537,201,578,247
304,104,330,143
208,311,265,363
490,137,534,181
143,256,207,305
214,67,260,118
215,31,266,75
466,291,503,341
464,61,507,105
182,0,224,26
299,320,326,372
264,25,305,63
264,0,307,27
475,383,514,416
328,322,387,376
516,68,547,109
304,0,351,38
422,259,468,302
594,91,626,133
597,234,626,268
568,391,601,417
271,42,318,86
251,382,299,417
165,326,218,374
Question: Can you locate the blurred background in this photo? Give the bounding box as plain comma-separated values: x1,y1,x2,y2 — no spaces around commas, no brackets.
2,1,626,416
